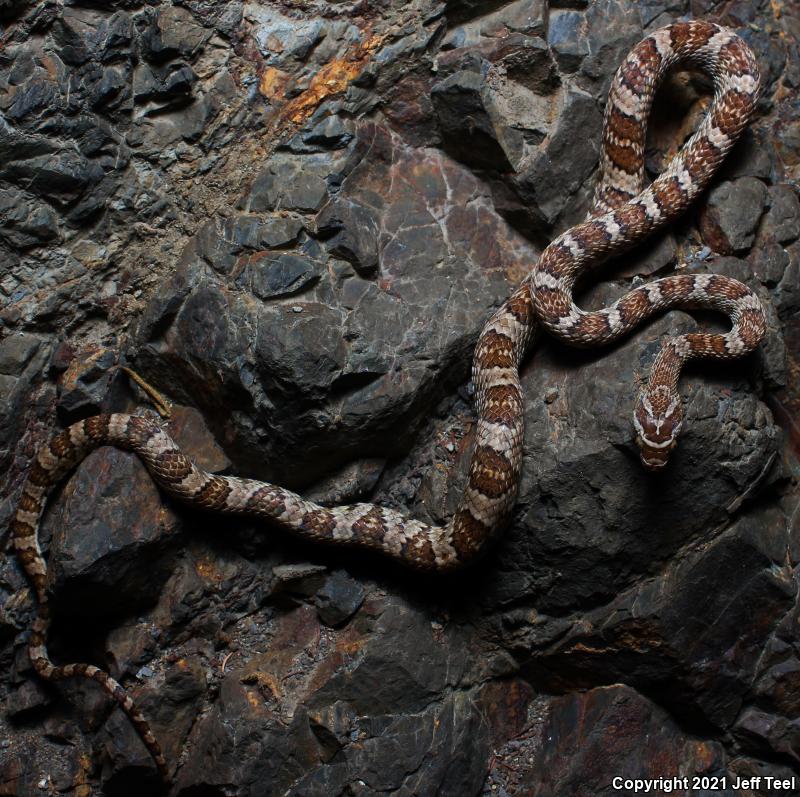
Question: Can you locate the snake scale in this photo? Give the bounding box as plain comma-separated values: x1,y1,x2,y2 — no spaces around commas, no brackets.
11,20,765,782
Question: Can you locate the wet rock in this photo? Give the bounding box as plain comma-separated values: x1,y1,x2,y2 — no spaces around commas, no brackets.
700,177,769,254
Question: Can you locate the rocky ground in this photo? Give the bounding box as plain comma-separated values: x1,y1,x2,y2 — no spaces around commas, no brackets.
1,0,800,795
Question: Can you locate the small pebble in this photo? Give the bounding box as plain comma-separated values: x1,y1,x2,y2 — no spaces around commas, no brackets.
697,245,712,260
136,665,154,680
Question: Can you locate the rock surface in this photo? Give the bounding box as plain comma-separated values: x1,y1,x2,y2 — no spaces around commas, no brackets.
1,1,800,796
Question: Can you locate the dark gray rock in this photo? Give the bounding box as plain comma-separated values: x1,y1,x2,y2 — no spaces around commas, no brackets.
243,154,332,214
292,115,356,152
547,9,590,73
44,406,229,616
135,123,521,486
0,332,41,376
432,69,517,171
512,87,603,228
484,686,732,796
0,190,59,248
2,1,799,793
140,6,209,63
516,501,792,731
176,1,243,39
0,151,104,206
132,62,197,107
314,570,365,627
56,346,117,420
701,177,770,254
443,0,546,44
237,252,322,300
762,184,800,245
44,440,182,617
733,707,800,763
316,197,380,275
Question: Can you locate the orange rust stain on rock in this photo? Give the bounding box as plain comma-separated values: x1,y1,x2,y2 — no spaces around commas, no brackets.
259,66,290,100
195,556,225,582
278,33,385,125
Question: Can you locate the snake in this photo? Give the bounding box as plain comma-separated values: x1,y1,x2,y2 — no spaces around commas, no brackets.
10,20,765,783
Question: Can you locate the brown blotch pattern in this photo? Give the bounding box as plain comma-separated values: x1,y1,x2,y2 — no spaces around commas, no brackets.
709,274,750,299
506,286,533,324
352,505,388,542
85,415,111,440
475,330,515,368
686,332,728,357
619,202,649,231
653,177,685,215
737,308,768,347
469,445,514,499
154,450,193,482
452,509,490,560
482,384,523,424
618,290,653,325
194,477,233,509
571,221,613,252
574,313,612,341
607,105,646,145
301,510,337,537
605,140,642,175
658,275,697,302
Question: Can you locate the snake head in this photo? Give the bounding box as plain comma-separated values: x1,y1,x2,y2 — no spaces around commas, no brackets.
633,387,683,471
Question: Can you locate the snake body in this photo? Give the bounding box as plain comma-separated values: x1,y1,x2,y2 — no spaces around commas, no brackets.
11,21,765,782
